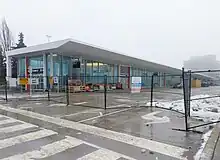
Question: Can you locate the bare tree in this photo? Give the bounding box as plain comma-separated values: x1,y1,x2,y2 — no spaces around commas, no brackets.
0,18,13,77
0,18,13,56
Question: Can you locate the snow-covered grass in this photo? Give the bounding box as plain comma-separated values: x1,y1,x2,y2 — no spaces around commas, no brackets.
147,94,220,122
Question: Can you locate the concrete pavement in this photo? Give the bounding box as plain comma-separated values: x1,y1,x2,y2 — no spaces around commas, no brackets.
0,104,210,160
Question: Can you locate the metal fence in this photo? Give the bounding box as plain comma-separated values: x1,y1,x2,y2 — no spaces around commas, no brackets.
182,68,220,131
0,74,182,108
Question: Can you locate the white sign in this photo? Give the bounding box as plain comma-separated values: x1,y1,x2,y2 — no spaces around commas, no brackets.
141,111,170,124
30,78,39,85
131,77,142,93
53,77,59,84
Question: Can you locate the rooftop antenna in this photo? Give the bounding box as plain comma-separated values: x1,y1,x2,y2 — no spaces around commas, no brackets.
46,35,52,42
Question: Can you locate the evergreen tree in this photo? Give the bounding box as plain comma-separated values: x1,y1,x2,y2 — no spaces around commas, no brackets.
13,32,26,49
11,32,27,77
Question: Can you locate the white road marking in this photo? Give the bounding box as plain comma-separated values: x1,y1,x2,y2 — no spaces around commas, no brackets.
0,123,36,133
49,103,66,107
0,105,188,159
73,102,88,105
141,111,170,124
77,148,134,160
78,108,132,123
0,119,17,125
61,108,102,118
0,129,56,150
2,136,83,160
107,104,131,109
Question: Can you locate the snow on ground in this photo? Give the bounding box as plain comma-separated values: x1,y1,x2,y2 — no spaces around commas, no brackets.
194,129,213,160
147,94,220,122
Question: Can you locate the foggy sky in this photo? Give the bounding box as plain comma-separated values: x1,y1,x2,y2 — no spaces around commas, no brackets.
1,0,220,68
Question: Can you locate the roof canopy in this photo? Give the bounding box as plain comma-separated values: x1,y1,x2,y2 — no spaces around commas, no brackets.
7,38,182,73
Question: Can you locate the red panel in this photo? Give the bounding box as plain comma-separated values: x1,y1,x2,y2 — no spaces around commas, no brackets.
128,66,130,88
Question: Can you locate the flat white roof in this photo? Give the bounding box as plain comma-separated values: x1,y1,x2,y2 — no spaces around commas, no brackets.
7,38,181,73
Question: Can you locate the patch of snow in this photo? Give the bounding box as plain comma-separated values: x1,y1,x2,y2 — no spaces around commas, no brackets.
148,94,220,122
194,129,212,160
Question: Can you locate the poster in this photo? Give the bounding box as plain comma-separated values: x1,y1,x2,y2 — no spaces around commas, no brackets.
131,77,142,93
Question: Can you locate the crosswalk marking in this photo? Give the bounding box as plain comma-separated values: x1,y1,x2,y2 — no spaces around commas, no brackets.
0,119,17,126
0,129,56,150
77,148,135,160
0,105,188,159
1,136,83,160
0,123,36,133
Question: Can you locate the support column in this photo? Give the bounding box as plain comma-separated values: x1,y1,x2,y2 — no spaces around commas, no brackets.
118,65,121,82
128,66,130,88
6,56,12,78
25,56,30,91
50,53,53,77
43,53,48,90
164,73,166,87
159,73,163,87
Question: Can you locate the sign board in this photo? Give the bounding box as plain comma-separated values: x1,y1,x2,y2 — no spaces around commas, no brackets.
53,77,58,84
30,78,39,85
131,77,142,93
19,78,28,85
49,77,53,85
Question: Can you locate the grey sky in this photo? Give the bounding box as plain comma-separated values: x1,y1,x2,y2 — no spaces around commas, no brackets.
1,0,220,68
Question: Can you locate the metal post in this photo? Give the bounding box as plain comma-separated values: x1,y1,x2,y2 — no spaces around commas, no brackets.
5,79,7,102
150,74,154,107
47,76,50,101
104,75,107,110
182,67,188,131
188,70,192,117
66,75,69,106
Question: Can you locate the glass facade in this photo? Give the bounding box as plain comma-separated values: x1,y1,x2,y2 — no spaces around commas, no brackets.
17,53,168,88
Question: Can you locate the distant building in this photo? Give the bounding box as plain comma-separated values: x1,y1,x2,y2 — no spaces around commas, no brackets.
184,55,220,79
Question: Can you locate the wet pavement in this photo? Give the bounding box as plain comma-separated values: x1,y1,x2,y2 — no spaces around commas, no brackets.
0,87,219,159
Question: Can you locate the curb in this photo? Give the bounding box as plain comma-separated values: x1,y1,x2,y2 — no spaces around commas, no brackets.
200,124,220,160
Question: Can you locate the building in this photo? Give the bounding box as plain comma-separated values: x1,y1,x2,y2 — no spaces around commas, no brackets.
6,39,182,90
184,55,220,79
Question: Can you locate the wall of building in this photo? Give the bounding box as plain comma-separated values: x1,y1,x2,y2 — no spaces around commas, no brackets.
13,53,172,89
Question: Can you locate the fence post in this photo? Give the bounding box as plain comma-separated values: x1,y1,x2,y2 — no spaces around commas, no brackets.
66,75,69,106
182,67,188,131
47,76,50,101
150,74,154,107
188,70,192,117
104,75,107,110
5,78,8,102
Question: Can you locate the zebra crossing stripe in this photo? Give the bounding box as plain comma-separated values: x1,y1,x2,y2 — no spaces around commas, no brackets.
0,129,56,150
0,123,36,133
1,136,83,160
0,119,17,126
0,105,188,159
77,148,135,160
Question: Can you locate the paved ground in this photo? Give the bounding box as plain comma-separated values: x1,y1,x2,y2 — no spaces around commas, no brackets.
0,86,219,159
0,109,197,160
212,124,220,160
